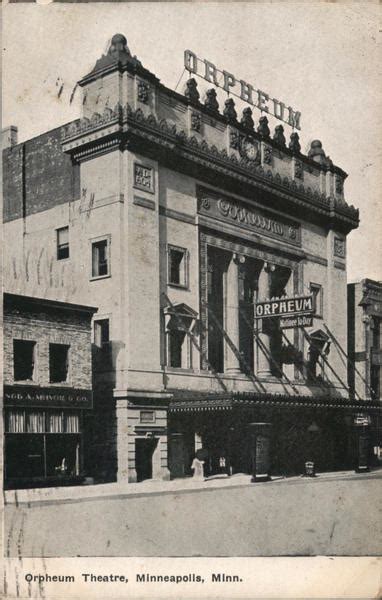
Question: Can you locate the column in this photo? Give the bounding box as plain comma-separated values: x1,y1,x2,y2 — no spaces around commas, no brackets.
152,435,171,480
116,398,131,482
257,262,275,377
225,253,245,373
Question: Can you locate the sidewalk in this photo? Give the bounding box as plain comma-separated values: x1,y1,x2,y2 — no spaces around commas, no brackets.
4,467,382,507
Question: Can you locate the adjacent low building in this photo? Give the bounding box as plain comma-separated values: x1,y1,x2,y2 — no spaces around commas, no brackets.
3,33,382,485
3,293,97,488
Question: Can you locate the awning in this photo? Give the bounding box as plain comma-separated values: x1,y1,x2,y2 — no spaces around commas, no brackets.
169,391,382,413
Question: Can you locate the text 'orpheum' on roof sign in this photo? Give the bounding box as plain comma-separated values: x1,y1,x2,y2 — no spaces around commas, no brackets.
184,50,301,130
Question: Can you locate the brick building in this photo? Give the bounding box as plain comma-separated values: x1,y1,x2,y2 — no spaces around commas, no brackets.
3,293,97,488
348,279,382,464
3,33,381,484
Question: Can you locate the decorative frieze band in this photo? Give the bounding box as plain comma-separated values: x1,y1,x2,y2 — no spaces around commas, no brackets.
197,187,301,248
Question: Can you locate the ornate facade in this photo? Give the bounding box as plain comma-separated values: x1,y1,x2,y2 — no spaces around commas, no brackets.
3,34,381,484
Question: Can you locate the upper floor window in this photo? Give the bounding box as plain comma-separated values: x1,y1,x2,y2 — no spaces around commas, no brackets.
310,283,323,317
13,340,36,381
91,236,110,279
168,245,188,288
56,226,69,260
94,319,110,348
49,343,69,383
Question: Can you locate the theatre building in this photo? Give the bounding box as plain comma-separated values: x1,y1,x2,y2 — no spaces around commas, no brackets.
3,293,96,488
3,34,382,484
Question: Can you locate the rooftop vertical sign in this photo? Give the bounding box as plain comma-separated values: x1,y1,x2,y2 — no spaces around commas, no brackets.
184,50,301,130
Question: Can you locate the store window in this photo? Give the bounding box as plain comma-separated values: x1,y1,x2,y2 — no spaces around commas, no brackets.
56,226,69,260
94,319,110,347
4,409,82,485
49,344,69,383
13,339,36,381
91,237,110,278
168,245,188,287
310,283,323,317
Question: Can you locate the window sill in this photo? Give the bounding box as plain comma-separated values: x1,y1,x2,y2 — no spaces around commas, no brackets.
168,283,189,290
13,380,36,385
90,274,111,282
57,257,70,263
165,367,195,373
48,382,71,387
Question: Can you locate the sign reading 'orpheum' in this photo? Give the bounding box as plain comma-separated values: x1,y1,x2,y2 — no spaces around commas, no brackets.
184,50,301,130
255,295,314,319
198,190,301,247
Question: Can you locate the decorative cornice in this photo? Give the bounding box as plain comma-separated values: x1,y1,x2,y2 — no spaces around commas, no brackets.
304,252,328,267
61,103,359,231
334,260,346,271
168,390,382,412
133,195,156,211
159,206,196,225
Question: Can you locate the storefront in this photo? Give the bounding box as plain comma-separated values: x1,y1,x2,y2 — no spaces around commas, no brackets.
168,392,382,478
3,293,96,489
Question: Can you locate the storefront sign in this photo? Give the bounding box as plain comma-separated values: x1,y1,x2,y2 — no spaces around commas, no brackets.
4,385,93,409
280,315,313,329
198,190,301,247
256,295,314,319
185,50,301,130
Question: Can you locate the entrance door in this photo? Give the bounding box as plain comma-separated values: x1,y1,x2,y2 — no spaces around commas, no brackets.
135,438,157,482
169,433,185,478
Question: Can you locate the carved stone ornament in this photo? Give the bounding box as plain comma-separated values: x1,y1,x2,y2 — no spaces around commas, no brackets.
334,237,346,258
239,137,260,162
257,115,270,138
263,145,272,165
289,132,301,154
190,111,201,132
204,88,219,113
137,80,150,104
294,159,303,179
335,177,344,195
273,124,286,147
241,107,255,131
229,130,240,150
308,139,326,164
223,98,237,123
184,78,200,105
134,163,154,193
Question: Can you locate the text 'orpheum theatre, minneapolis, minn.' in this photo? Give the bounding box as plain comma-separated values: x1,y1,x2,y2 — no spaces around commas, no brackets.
3,33,381,487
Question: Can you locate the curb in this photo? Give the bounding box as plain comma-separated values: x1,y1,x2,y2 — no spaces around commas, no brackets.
5,469,382,508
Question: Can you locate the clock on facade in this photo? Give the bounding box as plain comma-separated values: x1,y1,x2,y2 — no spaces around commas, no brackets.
240,137,259,162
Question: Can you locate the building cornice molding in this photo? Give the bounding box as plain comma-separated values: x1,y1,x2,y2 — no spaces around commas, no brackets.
61,103,359,232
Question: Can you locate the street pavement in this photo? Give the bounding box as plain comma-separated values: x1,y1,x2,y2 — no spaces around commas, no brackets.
4,470,382,557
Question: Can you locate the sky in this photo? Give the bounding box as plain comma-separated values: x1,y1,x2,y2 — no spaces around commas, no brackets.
2,2,381,282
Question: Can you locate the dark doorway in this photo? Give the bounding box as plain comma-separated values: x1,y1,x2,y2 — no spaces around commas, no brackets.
169,433,186,478
135,438,157,482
